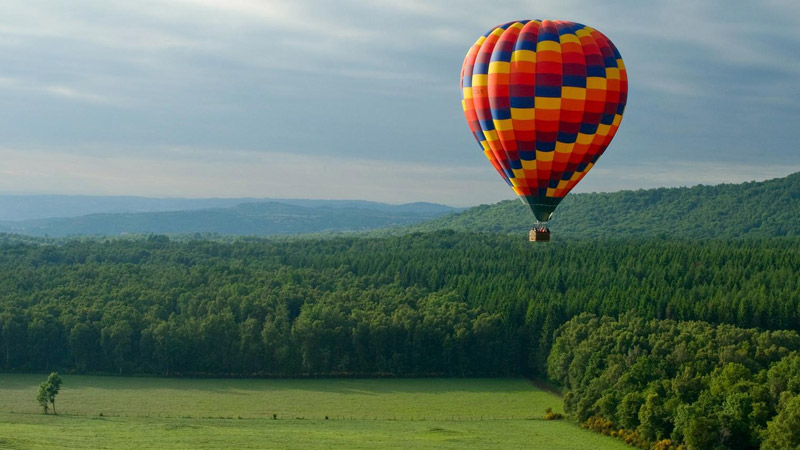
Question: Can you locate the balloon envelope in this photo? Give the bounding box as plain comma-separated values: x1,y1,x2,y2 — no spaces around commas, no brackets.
460,20,628,221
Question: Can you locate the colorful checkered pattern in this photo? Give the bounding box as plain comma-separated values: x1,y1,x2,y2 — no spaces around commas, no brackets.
460,20,628,221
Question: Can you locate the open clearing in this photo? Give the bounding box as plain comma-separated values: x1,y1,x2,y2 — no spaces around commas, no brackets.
0,375,629,449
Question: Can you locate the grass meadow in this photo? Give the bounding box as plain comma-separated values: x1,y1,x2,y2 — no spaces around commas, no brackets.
0,375,629,449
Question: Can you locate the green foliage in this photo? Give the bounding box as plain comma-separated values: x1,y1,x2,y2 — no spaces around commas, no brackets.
548,315,800,449
762,394,800,450
1,233,799,376
545,407,564,420
35,382,49,414
410,171,800,238
35,372,62,414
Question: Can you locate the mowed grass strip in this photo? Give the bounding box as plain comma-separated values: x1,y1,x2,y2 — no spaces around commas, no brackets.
0,375,561,420
0,414,632,450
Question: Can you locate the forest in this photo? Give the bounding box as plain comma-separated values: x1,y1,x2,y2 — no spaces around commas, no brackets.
1,232,798,376
410,171,800,238
549,314,800,449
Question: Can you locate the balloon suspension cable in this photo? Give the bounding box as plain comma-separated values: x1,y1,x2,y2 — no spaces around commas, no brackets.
534,221,550,232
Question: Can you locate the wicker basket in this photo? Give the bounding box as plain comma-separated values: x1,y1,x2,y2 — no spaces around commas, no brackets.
529,229,551,242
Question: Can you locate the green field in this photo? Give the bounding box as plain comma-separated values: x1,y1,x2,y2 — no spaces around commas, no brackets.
0,375,629,449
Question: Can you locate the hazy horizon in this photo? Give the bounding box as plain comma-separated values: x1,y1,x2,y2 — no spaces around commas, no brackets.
3,1,800,205
1,168,797,210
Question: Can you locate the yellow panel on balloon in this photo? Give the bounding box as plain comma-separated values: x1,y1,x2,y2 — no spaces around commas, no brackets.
558,34,580,44
586,77,606,89
536,151,555,162
536,41,561,53
471,75,488,87
511,50,536,63
494,119,514,131
562,87,586,100
555,142,574,154
510,107,536,120
488,61,510,74
536,97,561,110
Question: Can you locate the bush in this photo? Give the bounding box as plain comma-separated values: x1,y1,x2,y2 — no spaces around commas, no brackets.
544,407,564,420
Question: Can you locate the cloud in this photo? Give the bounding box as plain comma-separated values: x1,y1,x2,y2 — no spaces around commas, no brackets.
0,4,208,52
188,0,361,33
0,76,125,105
1,0,799,202
0,146,511,206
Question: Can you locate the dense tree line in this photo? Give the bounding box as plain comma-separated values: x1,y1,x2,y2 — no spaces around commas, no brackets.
1,232,798,378
408,171,800,238
548,314,800,449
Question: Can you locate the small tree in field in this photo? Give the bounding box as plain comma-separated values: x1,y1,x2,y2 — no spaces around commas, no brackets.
35,372,63,414
36,383,49,414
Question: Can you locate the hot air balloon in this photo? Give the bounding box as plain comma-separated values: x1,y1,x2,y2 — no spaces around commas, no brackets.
460,20,627,241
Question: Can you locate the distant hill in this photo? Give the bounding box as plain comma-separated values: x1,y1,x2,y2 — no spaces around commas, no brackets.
0,195,250,221
0,201,456,237
410,172,800,238
0,194,456,222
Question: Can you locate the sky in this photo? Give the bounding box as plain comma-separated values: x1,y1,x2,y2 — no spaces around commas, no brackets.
1,0,799,206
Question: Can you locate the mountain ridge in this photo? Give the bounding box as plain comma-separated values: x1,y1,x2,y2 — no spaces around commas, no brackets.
0,194,455,221
0,200,456,237
2,173,798,238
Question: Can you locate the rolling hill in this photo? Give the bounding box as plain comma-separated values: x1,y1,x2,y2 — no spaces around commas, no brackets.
3,172,798,239
410,171,800,238
0,194,455,221
0,201,455,237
